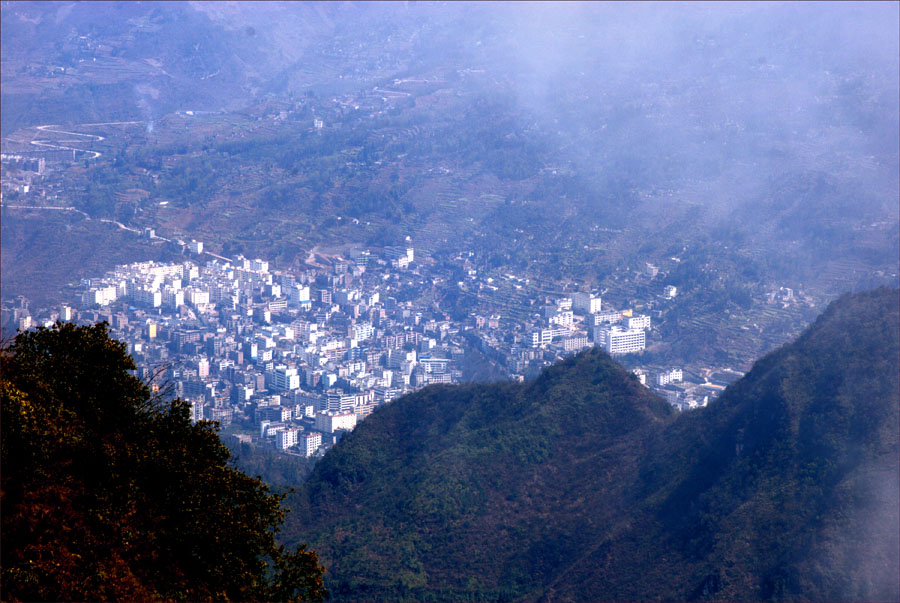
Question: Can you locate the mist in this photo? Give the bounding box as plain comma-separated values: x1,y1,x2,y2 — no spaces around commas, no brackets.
2,5,898,600
3,1,898,294
468,2,899,213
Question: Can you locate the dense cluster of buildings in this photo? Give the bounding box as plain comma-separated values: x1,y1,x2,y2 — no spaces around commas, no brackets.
3,243,717,459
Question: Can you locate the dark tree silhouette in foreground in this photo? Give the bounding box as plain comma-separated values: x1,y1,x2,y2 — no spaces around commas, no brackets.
1,322,327,602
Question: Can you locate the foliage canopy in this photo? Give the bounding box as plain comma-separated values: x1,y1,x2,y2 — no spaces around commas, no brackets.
0,322,327,602
288,288,899,602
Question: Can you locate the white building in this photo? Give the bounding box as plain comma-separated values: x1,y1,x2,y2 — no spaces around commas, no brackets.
351,322,375,341
387,349,416,369
592,309,622,325
324,391,358,413
163,287,184,309
632,368,648,386
657,367,683,386
572,292,602,315
82,286,117,307
562,336,590,351
665,285,678,299
315,410,357,433
187,287,210,306
625,314,651,331
299,432,321,457
531,327,570,348
419,357,451,374
385,246,414,263
187,399,204,423
257,335,277,349
133,288,162,308
531,329,552,348
276,427,300,450
287,284,311,307
549,311,574,327
272,366,300,391
232,384,253,404
189,240,204,254
125,261,184,279
184,263,200,281
596,326,646,355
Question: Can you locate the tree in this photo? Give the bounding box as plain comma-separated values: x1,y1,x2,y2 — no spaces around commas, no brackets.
1,322,328,602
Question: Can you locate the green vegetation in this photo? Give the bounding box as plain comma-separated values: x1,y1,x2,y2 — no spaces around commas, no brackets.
284,346,674,601
1,323,328,602
286,288,899,602
224,434,317,489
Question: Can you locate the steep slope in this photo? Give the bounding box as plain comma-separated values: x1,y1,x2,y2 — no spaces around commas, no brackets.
287,288,899,602
553,286,900,601
287,350,674,601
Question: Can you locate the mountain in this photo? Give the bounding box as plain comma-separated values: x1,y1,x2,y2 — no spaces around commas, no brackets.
285,287,900,602
0,1,415,132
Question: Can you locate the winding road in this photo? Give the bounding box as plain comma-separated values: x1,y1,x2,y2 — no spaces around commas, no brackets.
28,121,143,160
7,121,241,265
2,204,139,234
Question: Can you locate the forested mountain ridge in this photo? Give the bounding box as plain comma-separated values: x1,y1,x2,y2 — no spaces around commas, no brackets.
550,286,900,601
287,346,675,601
285,288,900,602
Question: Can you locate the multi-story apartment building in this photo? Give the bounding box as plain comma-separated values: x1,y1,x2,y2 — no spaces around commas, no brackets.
572,292,602,314
299,432,322,457
270,366,300,391
315,410,357,433
595,326,646,355
625,314,651,331
276,427,300,450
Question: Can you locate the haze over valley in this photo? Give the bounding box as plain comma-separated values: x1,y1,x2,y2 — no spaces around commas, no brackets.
1,3,898,601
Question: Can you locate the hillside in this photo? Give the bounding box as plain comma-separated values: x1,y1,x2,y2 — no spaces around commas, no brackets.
286,288,900,602
1,322,327,601
3,3,897,314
